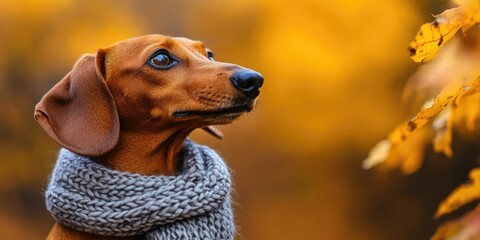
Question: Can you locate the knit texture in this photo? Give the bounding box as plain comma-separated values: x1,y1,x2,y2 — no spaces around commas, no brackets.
45,140,234,239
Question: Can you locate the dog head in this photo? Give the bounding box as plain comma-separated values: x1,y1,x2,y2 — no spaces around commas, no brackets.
35,34,263,157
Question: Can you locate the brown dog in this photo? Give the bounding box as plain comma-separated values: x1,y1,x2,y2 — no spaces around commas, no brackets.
35,35,263,240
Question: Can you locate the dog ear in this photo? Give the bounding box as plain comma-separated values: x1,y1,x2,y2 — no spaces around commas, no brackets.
34,50,120,157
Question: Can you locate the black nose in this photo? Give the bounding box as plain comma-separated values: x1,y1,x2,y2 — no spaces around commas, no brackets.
230,70,264,99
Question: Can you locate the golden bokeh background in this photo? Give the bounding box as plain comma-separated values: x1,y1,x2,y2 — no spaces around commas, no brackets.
0,0,466,239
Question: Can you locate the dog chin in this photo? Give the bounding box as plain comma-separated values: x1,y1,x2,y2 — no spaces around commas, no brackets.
173,103,254,119
212,112,245,123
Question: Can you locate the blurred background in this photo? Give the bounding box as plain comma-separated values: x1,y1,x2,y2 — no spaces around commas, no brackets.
0,0,475,239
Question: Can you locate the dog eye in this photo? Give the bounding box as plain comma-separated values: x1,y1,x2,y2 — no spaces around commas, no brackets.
150,51,177,69
207,52,214,61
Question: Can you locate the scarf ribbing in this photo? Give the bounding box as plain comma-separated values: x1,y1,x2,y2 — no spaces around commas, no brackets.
45,140,234,239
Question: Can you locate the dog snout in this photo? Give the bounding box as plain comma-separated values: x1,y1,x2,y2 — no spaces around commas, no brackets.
230,70,264,99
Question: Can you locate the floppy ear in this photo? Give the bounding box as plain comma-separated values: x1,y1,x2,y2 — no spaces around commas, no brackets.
34,50,120,157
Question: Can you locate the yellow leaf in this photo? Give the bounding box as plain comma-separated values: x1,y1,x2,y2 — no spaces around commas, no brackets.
408,7,465,63
363,126,432,174
368,58,480,173
408,0,480,63
431,204,480,240
436,168,480,218
388,82,464,146
388,126,432,174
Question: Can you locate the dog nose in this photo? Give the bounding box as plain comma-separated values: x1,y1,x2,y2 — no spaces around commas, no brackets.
230,70,264,99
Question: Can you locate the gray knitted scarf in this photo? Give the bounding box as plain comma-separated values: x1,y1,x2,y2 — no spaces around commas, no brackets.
45,140,234,239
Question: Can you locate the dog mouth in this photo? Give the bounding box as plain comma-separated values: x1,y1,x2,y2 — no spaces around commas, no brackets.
173,104,253,118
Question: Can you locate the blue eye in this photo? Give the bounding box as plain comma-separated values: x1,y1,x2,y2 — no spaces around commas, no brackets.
207,52,214,61
149,50,177,69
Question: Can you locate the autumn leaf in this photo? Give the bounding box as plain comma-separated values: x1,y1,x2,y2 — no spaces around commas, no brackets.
388,81,464,145
363,75,480,172
393,56,480,150
363,80,466,170
363,126,432,174
408,7,465,63
436,168,480,218
409,1,480,63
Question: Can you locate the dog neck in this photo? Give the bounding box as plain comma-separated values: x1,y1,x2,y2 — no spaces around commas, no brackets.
97,128,194,175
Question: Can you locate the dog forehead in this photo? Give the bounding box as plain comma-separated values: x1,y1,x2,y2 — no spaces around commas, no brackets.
114,35,205,50
111,35,171,53
172,37,206,51
110,35,206,60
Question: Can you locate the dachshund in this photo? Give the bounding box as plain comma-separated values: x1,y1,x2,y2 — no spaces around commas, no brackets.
35,34,263,240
